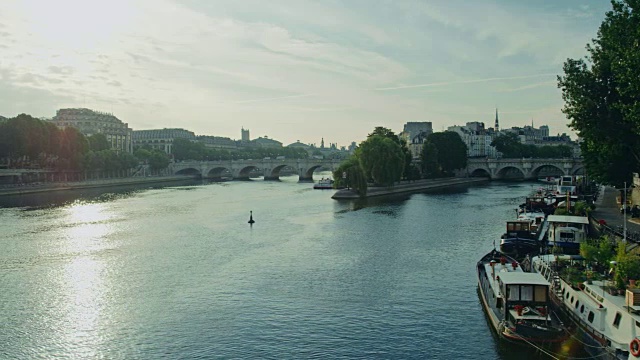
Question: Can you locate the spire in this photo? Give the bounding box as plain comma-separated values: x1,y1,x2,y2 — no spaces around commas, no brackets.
494,108,500,132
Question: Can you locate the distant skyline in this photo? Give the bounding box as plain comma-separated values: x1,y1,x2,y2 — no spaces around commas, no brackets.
0,0,611,146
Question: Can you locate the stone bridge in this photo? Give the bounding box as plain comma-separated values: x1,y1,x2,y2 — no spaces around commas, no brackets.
170,158,341,181
465,158,584,180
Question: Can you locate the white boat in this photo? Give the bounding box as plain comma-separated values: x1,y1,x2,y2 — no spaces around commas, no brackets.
313,178,334,189
477,250,566,345
545,215,590,254
531,254,640,359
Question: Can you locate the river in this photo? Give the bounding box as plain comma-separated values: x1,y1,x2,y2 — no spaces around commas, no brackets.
0,176,586,359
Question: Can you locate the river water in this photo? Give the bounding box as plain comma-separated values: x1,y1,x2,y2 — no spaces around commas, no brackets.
0,177,586,359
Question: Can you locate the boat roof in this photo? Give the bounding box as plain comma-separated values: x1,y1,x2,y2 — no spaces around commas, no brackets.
497,272,549,286
546,215,589,224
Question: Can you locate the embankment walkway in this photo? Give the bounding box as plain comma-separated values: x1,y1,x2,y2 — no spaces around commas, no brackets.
331,177,490,200
0,176,193,197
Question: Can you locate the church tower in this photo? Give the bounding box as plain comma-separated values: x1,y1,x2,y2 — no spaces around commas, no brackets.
494,108,500,132
321,137,325,149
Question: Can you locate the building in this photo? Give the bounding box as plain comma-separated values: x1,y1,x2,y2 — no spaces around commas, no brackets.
241,127,250,142
51,108,132,153
198,135,237,150
251,136,282,148
132,128,196,154
287,140,312,150
401,122,433,143
447,122,498,158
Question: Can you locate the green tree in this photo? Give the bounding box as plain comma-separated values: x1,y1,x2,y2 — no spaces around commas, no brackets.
614,242,640,289
558,0,640,186
427,132,467,176
333,156,368,196
87,133,110,152
491,133,522,158
420,140,440,178
368,127,412,179
148,150,170,171
357,135,405,187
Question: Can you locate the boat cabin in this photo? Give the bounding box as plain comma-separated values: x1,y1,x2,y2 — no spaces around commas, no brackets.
546,215,589,252
497,272,550,322
505,220,535,239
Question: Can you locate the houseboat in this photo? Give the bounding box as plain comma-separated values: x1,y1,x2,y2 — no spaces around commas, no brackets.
545,215,590,254
477,249,566,345
532,255,640,359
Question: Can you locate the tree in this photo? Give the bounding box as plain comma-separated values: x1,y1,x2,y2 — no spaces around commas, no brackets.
356,135,405,187
369,127,412,179
420,140,440,178
87,133,110,152
491,133,522,158
427,132,467,176
333,156,367,196
558,0,640,186
148,150,170,171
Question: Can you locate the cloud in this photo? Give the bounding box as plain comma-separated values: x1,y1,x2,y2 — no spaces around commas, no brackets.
376,73,557,91
235,93,315,104
498,80,557,93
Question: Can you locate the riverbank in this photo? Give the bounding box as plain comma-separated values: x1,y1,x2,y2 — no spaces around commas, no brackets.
331,177,490,199
0,175,195,196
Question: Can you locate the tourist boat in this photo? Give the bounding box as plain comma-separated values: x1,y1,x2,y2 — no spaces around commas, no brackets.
477,249,566,345
531,254,640,359
545,215,590,255
313,178,334,189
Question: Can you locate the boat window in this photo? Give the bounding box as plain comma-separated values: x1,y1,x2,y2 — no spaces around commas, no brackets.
565,291,569,299
571,296,574,303
521,285,533,301
613,312,622,328
580,304,584,313
575,300,580,309
497,298,503,309
534,286,547,302
508,285,520,300
588,311,594,323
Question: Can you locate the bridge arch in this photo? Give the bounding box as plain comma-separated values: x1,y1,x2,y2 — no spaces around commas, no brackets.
206,167,232,179
235,165,260,180
530,164,565,178
571,166,586,175
470,168,491,178
300,164,326,182
495,166,525,180
175,168,202,177
264,164,292,181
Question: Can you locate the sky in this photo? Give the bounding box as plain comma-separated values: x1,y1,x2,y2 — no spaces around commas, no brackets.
0,0,612,147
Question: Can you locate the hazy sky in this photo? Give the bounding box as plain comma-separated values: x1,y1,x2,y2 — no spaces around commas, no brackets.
0,0,610,146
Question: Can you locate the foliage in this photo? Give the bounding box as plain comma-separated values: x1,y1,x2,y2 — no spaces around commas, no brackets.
0,114,94,170
87,133,111,152
420,140,440,178
368,127,413,179
333,156,368,196
554,208,571,215
426,132,467,176
171,137,310,161
490,133,573,158
148,150,170,170
580,237,615,269
557,0,640,186
357,134,405,187
573,201,593,216
614,242,640,289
